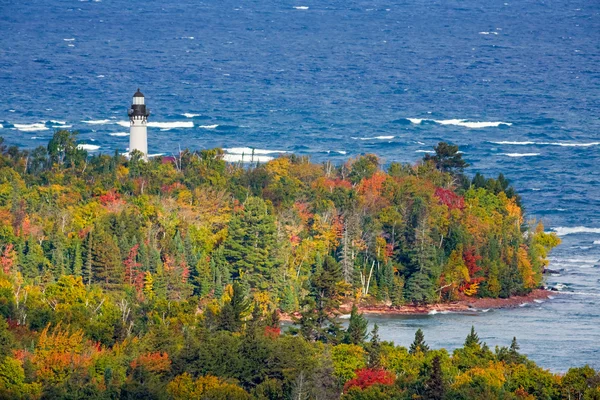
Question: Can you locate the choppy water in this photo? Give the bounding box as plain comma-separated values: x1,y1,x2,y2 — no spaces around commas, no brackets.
0,0,598,371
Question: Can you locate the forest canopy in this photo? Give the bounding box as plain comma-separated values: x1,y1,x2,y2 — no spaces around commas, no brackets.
0,131,575,399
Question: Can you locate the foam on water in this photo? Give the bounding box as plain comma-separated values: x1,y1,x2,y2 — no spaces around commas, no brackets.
416,150,435,153
198,124,219,129
408,118,512,128
593,240,600,245
82,119,111,125
479,31,499,35
225,147,287,155
77,144,100,151
182,113,201,118
502,153,540,157
492,141,599,147
222,153,274,163
109,132,129,137
355,135,394,140
491,141,536,145
294,6,309,10
551,227,600,236
148,121,194,129
13,123,49,132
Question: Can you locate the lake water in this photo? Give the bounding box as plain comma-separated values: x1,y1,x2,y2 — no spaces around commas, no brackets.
0,0,598,371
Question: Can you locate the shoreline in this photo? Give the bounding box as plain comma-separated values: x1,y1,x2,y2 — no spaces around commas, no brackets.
280,289,556,321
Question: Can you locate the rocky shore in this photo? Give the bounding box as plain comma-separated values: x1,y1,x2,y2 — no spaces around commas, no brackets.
280,289,556,321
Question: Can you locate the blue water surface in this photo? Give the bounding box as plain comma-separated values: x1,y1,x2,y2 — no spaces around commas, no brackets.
0,0,599,371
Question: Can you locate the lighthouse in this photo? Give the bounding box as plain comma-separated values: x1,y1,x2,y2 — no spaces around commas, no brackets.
128,89,150,158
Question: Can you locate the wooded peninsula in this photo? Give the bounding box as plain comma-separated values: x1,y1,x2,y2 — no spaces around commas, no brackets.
0,131,598,399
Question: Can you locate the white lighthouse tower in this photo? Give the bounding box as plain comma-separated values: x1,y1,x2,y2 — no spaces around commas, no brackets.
128,89,150,158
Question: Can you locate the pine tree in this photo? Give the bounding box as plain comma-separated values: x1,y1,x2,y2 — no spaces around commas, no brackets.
509,337,520,355
423,355,445,400
345,305,368,345
223,196,277,289
91,228,123,290
72,239,83,278
83,233,93,286
410,328,429,355
464,326,480,348
368,324,382,369
218,282,250,332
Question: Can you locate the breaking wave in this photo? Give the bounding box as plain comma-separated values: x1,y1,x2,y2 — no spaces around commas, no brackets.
224,147,287,155
13,123,49,132
182,113,201,118
408,118,512,128
353,136,394,140
198,124,219,129
551,227,600,236
501,153,540,157
109,132,129,137
82,119,112,125
491,141,599,147
77,144,100,151
294,6,309,10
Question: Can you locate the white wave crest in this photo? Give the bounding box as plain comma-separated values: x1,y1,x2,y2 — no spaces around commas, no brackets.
479,31,498,35
502,153,540,157
223,154,274,163
198,124,219,129
294,6,309,10
148,121,194,129
435,119,512,128
225,147,287,155
551,226,600,236
415,150,435,153
0,124,3,129
182,113,201,118
408,118,511,128
567,291,600,298
490,141,535,145
540,142,600,147
82,119,111,125
109,132,129,137
14,123,49,132
491,141,599,147
63,38,75,41
533,299,545,304
49,120,66,125
593,240,600,245
356,135,394,140
77,144,100,151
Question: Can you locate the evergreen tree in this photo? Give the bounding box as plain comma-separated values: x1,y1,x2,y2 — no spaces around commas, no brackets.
72,239,83,278
423,355,445,400
423,142,468,174
91,228,123,290
223,197,277,289
83,233,93,286
297,255,343,343
509,336,520,355
368,324,382,369
345,304,368,345
410,328,430,355
218,282,251,332
464,326,480,348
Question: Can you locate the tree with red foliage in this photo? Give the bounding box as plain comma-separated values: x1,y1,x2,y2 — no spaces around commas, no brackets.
460,246,485,295
434,187,465,211
343,368,395,392
1,244,15,274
